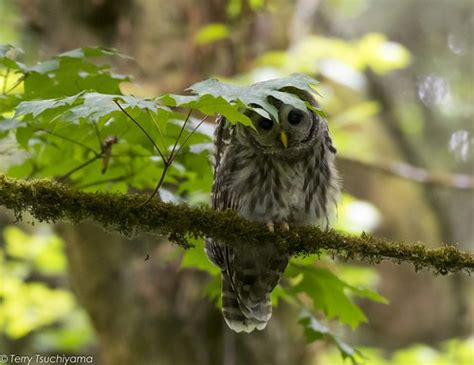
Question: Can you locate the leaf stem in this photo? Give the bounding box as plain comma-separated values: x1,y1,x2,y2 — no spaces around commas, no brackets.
147,109,168,159
58,155,101,181
37,128,101,156
2,68,11,94
140,109,196,206
114,99,167,162
169,109,193,160
4,74,26,94
170,115,208,163
77,173,136,189
139,161,171,206
92,121,103,152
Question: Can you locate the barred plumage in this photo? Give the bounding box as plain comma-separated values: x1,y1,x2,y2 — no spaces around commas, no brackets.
206,90,340,333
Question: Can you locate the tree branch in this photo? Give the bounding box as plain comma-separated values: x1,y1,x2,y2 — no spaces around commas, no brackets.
0,174,472,275
338,156,474,191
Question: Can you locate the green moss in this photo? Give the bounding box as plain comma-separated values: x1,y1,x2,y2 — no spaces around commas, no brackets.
0,174,473,275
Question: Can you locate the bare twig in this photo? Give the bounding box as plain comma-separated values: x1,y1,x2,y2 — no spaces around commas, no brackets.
101,136,119,174
338,156,474,191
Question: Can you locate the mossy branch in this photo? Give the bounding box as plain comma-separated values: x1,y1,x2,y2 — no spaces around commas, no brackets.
0,174,472,275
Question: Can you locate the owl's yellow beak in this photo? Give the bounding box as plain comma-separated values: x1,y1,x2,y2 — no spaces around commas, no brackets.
280,131,288,148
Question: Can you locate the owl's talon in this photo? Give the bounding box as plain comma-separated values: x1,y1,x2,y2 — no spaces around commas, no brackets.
266,222,275,233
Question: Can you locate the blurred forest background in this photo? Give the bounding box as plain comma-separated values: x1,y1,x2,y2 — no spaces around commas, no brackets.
0,0,473,364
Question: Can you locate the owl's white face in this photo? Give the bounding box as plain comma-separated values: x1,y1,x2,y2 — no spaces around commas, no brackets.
244,104,317,155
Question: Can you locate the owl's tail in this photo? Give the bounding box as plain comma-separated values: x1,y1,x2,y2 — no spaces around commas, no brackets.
221,272,272,333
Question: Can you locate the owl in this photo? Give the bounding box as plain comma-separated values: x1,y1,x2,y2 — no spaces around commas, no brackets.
205,88,340,333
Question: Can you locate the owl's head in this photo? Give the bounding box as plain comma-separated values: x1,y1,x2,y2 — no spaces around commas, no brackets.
241,89,323,156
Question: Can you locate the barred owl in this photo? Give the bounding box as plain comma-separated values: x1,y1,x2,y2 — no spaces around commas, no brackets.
205,89,340,333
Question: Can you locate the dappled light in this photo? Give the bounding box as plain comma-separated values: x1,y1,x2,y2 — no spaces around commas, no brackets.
417,75,450,107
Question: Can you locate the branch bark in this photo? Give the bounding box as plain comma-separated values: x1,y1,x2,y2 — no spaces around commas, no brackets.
0,174,472,275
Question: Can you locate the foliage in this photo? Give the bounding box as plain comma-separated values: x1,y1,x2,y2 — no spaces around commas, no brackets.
180,237,388,363
286,260,388,329
0,45,394,363
0,226,95,350
317,337,474,365
255,33,411,76
189,73,325,121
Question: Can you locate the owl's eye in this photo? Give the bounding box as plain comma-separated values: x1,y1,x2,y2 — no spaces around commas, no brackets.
288,110,304,125
259,118,274,130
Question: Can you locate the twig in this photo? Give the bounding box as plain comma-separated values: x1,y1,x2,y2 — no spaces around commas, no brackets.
338,156,474,191
0,174,472,275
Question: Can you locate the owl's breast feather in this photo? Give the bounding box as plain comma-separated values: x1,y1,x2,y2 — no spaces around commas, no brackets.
230,157,319,225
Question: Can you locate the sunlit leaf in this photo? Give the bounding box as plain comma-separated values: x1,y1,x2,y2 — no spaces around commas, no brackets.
195,23,230,46
358,33,411,74
4,226,67,274
255,34,411,78
181,238,220,275
249,0,264,9
227,0,242,17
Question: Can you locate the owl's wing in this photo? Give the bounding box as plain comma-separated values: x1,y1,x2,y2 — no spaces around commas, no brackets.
206,116,239,268
210,116,240,211
213,116,232,178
